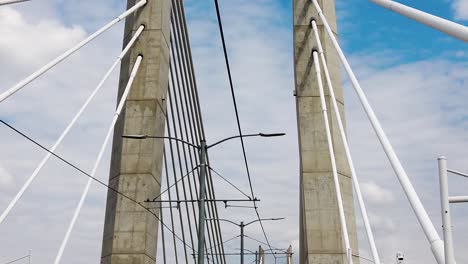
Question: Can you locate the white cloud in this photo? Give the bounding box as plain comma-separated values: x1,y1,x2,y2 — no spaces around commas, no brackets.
452,0,468,20
0,6,86,70
0,166,14,189
361,182,395,204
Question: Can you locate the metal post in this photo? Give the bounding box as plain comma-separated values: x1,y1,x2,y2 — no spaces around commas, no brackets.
197,140,207,264
438,157,456,264
255,251,258,264
287,245,293,264
240,222,245,264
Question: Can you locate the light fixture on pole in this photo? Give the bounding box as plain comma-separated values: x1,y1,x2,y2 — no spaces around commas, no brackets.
123,132,285,264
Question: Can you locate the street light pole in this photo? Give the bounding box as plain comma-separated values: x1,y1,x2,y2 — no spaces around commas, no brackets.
240,221,245,264
197,140,207,264
123,132,285,264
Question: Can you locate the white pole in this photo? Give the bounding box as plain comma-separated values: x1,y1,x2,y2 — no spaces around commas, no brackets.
310,0,445,262
54,55,143,264
311,20,381,264
0,0,147,103
0,0,30,6
449,196,468,203
438,157,456,264
312,51,353,264
0,25,144,225
369,0,468,42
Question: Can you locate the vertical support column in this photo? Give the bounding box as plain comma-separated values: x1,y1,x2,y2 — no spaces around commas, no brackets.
438,157,456,264
293,0,359,263
101,1,172,264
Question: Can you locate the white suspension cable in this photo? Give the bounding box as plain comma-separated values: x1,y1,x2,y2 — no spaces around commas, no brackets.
54,55,143,264
311,20,381,264
369,0,468,42
0,0,30,6
0,25,144,226
312,51,353,264
310,0,445,262
0,0,147,103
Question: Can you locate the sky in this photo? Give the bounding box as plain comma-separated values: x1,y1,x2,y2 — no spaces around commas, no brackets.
0,0,467,264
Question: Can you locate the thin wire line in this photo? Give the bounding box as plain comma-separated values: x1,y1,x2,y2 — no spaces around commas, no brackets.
209,166,251,199
163,143,180,263
243,235,287,254
152,165,199,201
206,234,240,252
169,32,201,261
212,0,276,257
352,253,375,263
0,119,195,252
1,254,29,264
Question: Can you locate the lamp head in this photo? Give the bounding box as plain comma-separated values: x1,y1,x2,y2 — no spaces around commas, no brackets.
258,133,286,137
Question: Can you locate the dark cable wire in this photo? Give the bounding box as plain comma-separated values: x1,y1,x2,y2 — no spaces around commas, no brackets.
162,139,180,263
0,119,195,252
243,235,287,254
1,254,30,264
152,165,199,201
172,4,222,262
209,166,251,199
212,0,276,258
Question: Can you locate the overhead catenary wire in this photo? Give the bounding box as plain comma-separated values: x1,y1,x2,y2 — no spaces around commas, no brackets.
310,20,381,264
162,147,180,263
53,55,143,264
209,167,251,199
0,0,30,6
0,25,145,226
0,118,196,254
212,0,276,258
0,0,147,103
152,165,200,202
312,51,353,264
1,254,30,264
243,235,287,254
165,86,191,264
310,0,445,262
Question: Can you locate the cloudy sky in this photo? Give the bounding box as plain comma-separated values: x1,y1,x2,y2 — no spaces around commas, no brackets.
0,0,467,264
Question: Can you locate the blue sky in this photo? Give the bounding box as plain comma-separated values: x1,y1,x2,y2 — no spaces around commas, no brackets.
0,0,467,264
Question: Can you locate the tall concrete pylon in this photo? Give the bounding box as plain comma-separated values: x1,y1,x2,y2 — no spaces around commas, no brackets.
293,0,360,263
100,0,172,263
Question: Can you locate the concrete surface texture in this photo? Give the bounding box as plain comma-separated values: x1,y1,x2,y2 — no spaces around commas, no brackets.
293,0,360,263
100,0,172,263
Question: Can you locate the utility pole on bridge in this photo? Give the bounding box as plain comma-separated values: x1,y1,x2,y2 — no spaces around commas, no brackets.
293,0,360,263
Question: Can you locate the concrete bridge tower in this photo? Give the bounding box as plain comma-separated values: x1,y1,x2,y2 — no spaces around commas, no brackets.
100,0,172,263
293,0,360,263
